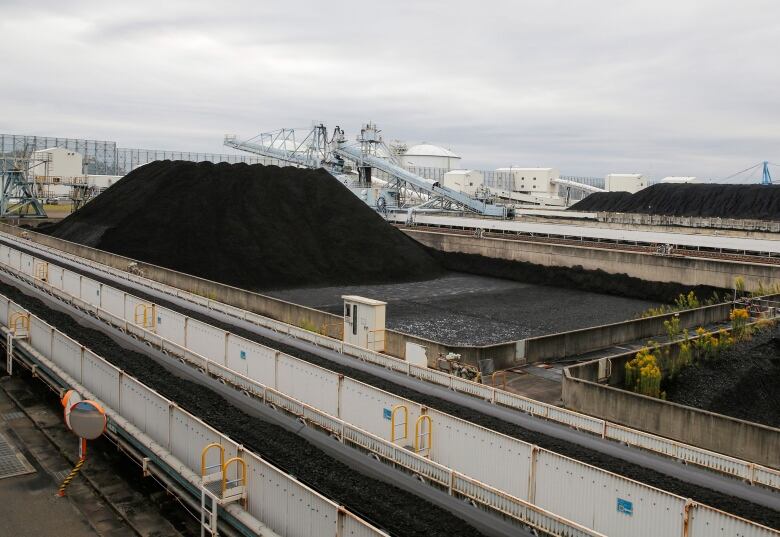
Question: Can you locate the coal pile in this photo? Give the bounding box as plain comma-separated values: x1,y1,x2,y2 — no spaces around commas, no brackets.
568,191,632,212
665,329,780,428
570,183,780,220
47,161,442,290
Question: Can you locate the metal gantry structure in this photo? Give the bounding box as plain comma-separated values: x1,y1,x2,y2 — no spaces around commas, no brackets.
763,161,773,185
225,122,510,217
0,145,47,218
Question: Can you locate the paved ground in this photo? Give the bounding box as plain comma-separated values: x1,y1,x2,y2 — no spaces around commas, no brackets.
0,383,121,537
267,272,657,345
0,374,188,537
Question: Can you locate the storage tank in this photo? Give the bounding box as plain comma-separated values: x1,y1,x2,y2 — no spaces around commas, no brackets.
397,143,461,170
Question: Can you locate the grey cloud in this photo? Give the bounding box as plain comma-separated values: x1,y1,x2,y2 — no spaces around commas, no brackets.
1,0,778,180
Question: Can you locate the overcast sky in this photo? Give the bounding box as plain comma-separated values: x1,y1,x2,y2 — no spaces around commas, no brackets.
2,0,779,180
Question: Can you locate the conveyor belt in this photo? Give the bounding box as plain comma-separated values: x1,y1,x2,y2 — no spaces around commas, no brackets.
2,235,778,523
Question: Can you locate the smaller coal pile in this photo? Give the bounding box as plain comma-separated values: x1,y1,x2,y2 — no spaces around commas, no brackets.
570,183,780,220
47,161,442,290
568,191,632,212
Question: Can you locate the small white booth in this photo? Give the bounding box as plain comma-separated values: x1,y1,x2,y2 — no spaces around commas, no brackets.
342,295,386,352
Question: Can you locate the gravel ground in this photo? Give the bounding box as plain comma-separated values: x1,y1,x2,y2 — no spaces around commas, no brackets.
1,274,777,529
665,326,780,428
266,273,658,345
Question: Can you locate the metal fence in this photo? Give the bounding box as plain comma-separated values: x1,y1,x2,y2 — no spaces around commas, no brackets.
114,148,266,174
0,134,117,175
0,133,269,176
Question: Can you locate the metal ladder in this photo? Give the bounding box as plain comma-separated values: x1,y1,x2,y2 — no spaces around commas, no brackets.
6,312,30,375
199,443,247,537
200,486,220,537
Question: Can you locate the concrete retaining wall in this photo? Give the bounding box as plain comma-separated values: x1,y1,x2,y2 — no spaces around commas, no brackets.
598,212,780,233
563,352,780,469
523,301,733,361
405,228,780,289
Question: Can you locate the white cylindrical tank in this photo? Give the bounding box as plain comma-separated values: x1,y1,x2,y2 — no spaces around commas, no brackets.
398,143,461,171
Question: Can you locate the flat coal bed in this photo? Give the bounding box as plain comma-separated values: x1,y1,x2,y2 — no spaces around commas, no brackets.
266,272,658,345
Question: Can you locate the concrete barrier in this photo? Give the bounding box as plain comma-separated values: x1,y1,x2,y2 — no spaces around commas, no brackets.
598,212,780,234
563,349,780,469
523,301,733,361
405,228,780,289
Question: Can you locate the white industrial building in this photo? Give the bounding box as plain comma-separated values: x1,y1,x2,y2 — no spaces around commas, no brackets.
661,176,697,184
397,143,461,170
605,173,646,193
30,147,84,197
25,147,122,199
494,167,559,194
442,170,484,196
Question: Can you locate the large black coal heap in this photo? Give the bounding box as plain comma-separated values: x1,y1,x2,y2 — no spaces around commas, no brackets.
570,183,780,220
47,160,442,290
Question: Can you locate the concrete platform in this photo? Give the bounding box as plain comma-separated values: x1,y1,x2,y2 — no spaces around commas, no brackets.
0,375,186,537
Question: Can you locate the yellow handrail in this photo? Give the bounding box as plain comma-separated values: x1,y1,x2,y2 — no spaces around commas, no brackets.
390,404,408,442
134,303,156,329
200,443,225,477
9,312,29,335
414,415,433,457
222,457,247,495
491,370,507,390
34,261,48,281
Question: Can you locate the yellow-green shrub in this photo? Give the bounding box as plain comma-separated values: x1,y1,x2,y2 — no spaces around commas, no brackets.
730,308,751,341
625,349,663,398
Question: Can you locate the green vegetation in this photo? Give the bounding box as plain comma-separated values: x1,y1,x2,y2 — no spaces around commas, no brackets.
639,290,721,318
625,308,763,399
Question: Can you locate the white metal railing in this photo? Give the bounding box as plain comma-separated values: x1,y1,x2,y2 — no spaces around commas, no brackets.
2,232,780,497
0,297,387,537
1,243,779,537
0,275,606,536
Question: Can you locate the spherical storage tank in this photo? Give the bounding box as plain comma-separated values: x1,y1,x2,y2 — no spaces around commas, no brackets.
398,143,461,171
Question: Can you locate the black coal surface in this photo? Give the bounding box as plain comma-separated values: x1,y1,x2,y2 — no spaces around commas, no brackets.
570,183,780,220
46,161,442,290
0,281,483,536
4,257,776,529
665,329,780,428
569,191,633,212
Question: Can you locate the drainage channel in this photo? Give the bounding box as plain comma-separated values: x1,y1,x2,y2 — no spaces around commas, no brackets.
4,237,780,530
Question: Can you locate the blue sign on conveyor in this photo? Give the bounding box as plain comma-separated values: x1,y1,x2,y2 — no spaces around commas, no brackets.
617,498,633,516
